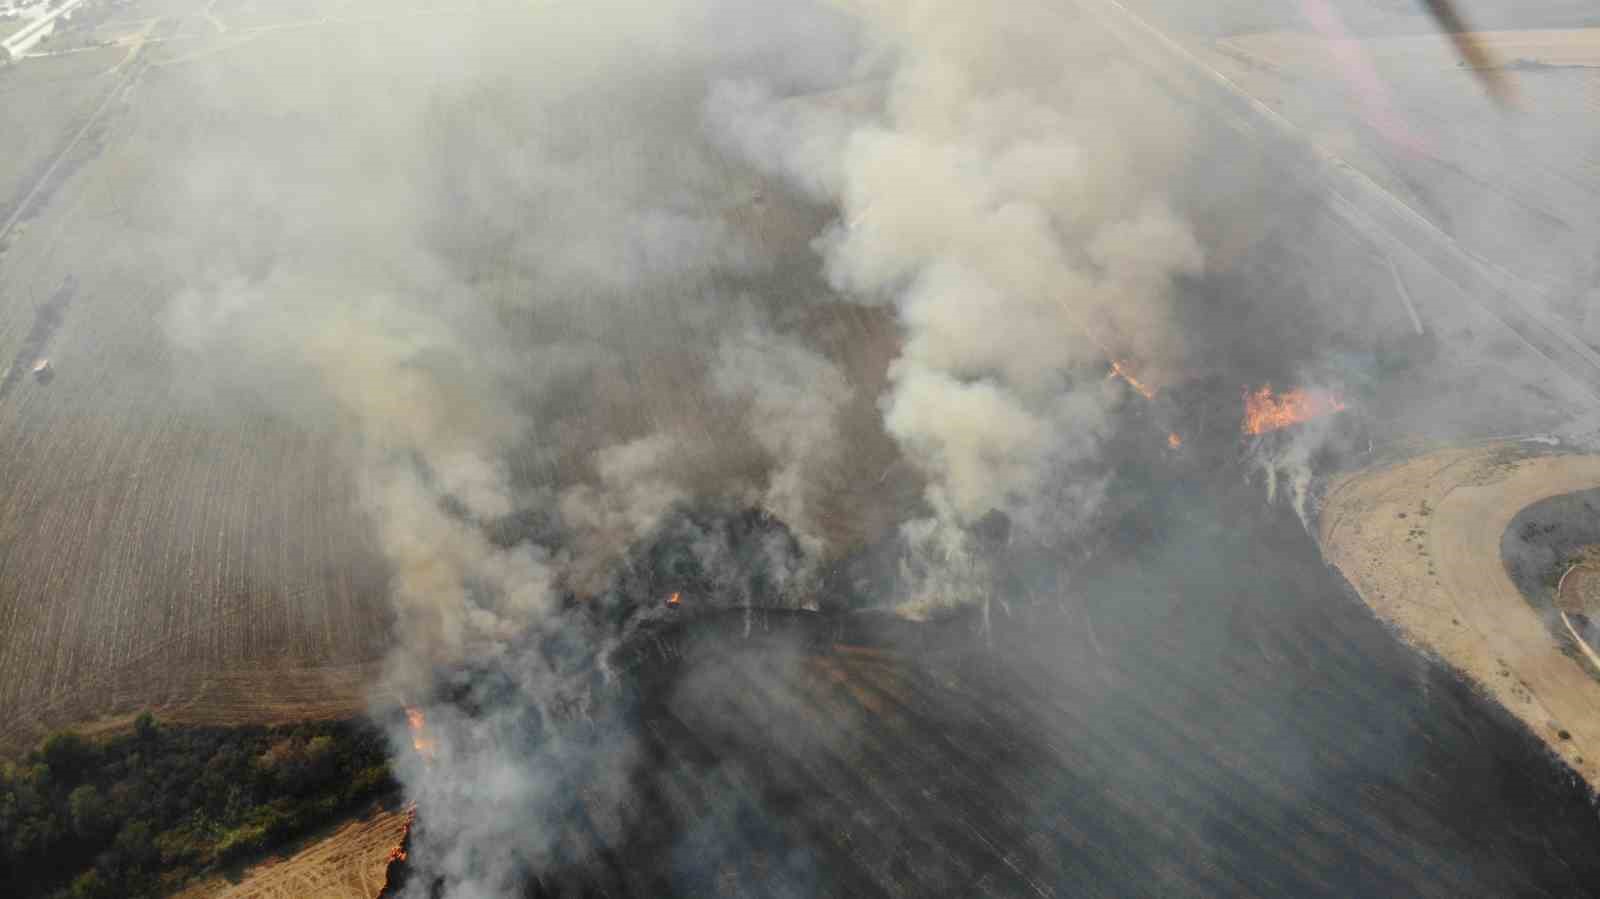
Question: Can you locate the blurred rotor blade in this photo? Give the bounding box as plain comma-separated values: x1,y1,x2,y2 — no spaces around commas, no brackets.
1419,0,1515,104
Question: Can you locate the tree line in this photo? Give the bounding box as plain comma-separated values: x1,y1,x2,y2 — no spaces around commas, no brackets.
0,712,396,898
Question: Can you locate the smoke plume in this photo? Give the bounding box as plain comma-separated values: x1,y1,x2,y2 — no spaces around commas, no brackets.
155,0,1213,893
711,0,1204,609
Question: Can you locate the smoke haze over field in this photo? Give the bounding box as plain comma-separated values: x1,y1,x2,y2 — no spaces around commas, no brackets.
163,8,1207,641
137,0,1600,893
152,0,1211,889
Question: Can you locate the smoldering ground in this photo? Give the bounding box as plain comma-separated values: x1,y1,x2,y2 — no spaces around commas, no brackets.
146,0,1600,895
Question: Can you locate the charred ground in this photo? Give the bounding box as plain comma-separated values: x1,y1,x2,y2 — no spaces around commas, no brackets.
385,422,1600,898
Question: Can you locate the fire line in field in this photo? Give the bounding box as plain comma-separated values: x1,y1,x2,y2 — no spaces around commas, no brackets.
405,707,436,762
1109,359,1156,399
1242,385,1346,435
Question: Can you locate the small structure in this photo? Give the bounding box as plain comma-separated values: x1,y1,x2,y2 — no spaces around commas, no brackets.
30,358,51,382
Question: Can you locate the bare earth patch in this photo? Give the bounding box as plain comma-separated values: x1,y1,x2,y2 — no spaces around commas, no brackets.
172,805,409,899
1321,444,1600,788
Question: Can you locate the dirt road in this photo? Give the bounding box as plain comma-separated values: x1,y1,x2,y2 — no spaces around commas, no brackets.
1321,444,1600,788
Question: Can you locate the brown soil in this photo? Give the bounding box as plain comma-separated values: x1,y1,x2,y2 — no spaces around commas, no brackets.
172,805,410,899
1320,444,1600,788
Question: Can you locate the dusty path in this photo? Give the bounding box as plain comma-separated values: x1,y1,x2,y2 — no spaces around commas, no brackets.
173,805,409,899
1321,444,1600,788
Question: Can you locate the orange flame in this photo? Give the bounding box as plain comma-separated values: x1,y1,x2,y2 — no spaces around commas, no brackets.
666,591,682,609
377,804,418,896
405,707,436,762
1242,385,1347,435
1167,432,1182,449
1109,360,1156,399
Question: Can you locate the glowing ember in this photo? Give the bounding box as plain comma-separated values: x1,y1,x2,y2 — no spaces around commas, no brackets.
1241,385,1347,435
405,707,436,762
1109,359,1156,400
1167,432,1182,449
666,591,682,609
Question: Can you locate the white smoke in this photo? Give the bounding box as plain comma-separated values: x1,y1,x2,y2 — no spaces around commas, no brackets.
710,0,1204,607
156,0,1212,892
711,330,853,552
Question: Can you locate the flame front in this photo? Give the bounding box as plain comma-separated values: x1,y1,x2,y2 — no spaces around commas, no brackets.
1242,385,1347,435
377,803,418,897
387,805,416,864
405,707,436,762
1109,359,1156,400
666,591,681,608
1167,432,1182,449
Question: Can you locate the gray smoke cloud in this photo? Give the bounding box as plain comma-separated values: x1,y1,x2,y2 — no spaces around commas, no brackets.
155,0,1211,893
710,0,1204,612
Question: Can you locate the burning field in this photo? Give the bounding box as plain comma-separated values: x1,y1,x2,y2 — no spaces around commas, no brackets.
1241,385,1347,436
6,0,1600,896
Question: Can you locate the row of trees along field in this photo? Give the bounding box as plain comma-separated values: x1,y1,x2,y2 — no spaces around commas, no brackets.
0,713,396,898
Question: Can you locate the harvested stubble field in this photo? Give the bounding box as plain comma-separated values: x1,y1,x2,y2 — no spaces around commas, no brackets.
172,805,412,899
0,2,424,754
0,0,912,756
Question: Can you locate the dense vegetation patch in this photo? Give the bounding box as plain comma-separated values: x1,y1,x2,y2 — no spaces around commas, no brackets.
0,713,396,898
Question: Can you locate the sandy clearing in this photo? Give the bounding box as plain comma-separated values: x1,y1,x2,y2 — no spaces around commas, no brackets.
173,805,409,899
1320,444,1600,788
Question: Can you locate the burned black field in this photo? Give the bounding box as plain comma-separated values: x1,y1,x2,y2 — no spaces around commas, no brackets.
390,435,1600,899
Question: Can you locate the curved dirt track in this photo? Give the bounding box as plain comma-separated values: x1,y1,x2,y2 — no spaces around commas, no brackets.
173,805,409,899
1321,444,1600,788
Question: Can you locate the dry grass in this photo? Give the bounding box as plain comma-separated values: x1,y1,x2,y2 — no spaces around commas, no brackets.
173,804,410,899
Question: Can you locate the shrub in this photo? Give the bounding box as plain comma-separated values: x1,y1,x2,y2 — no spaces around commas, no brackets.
67,784,110,840
214,823,269,863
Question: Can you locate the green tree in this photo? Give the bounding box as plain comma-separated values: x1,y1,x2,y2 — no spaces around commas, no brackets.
113,819,155,867
67,784,110,840
40,732,94,784
133,712,159,743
